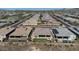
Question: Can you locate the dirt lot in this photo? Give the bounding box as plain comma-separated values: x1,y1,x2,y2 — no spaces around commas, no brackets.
0,42,79,51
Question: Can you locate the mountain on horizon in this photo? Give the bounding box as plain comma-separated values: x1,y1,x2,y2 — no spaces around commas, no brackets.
0,8,64,11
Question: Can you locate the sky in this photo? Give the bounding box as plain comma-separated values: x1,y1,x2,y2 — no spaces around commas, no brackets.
0,8,64,11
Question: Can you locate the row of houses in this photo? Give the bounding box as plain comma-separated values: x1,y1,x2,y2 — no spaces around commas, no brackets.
22,14,40,26
0,26,77,42
40,13,61,26
0,16,19,28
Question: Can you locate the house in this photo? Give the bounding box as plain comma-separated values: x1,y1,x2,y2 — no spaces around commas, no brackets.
0,27,15,42
52,27,76,42
31,28,52,41
9,27,32,42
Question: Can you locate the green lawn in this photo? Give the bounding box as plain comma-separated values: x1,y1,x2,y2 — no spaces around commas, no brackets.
33,38,50,43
